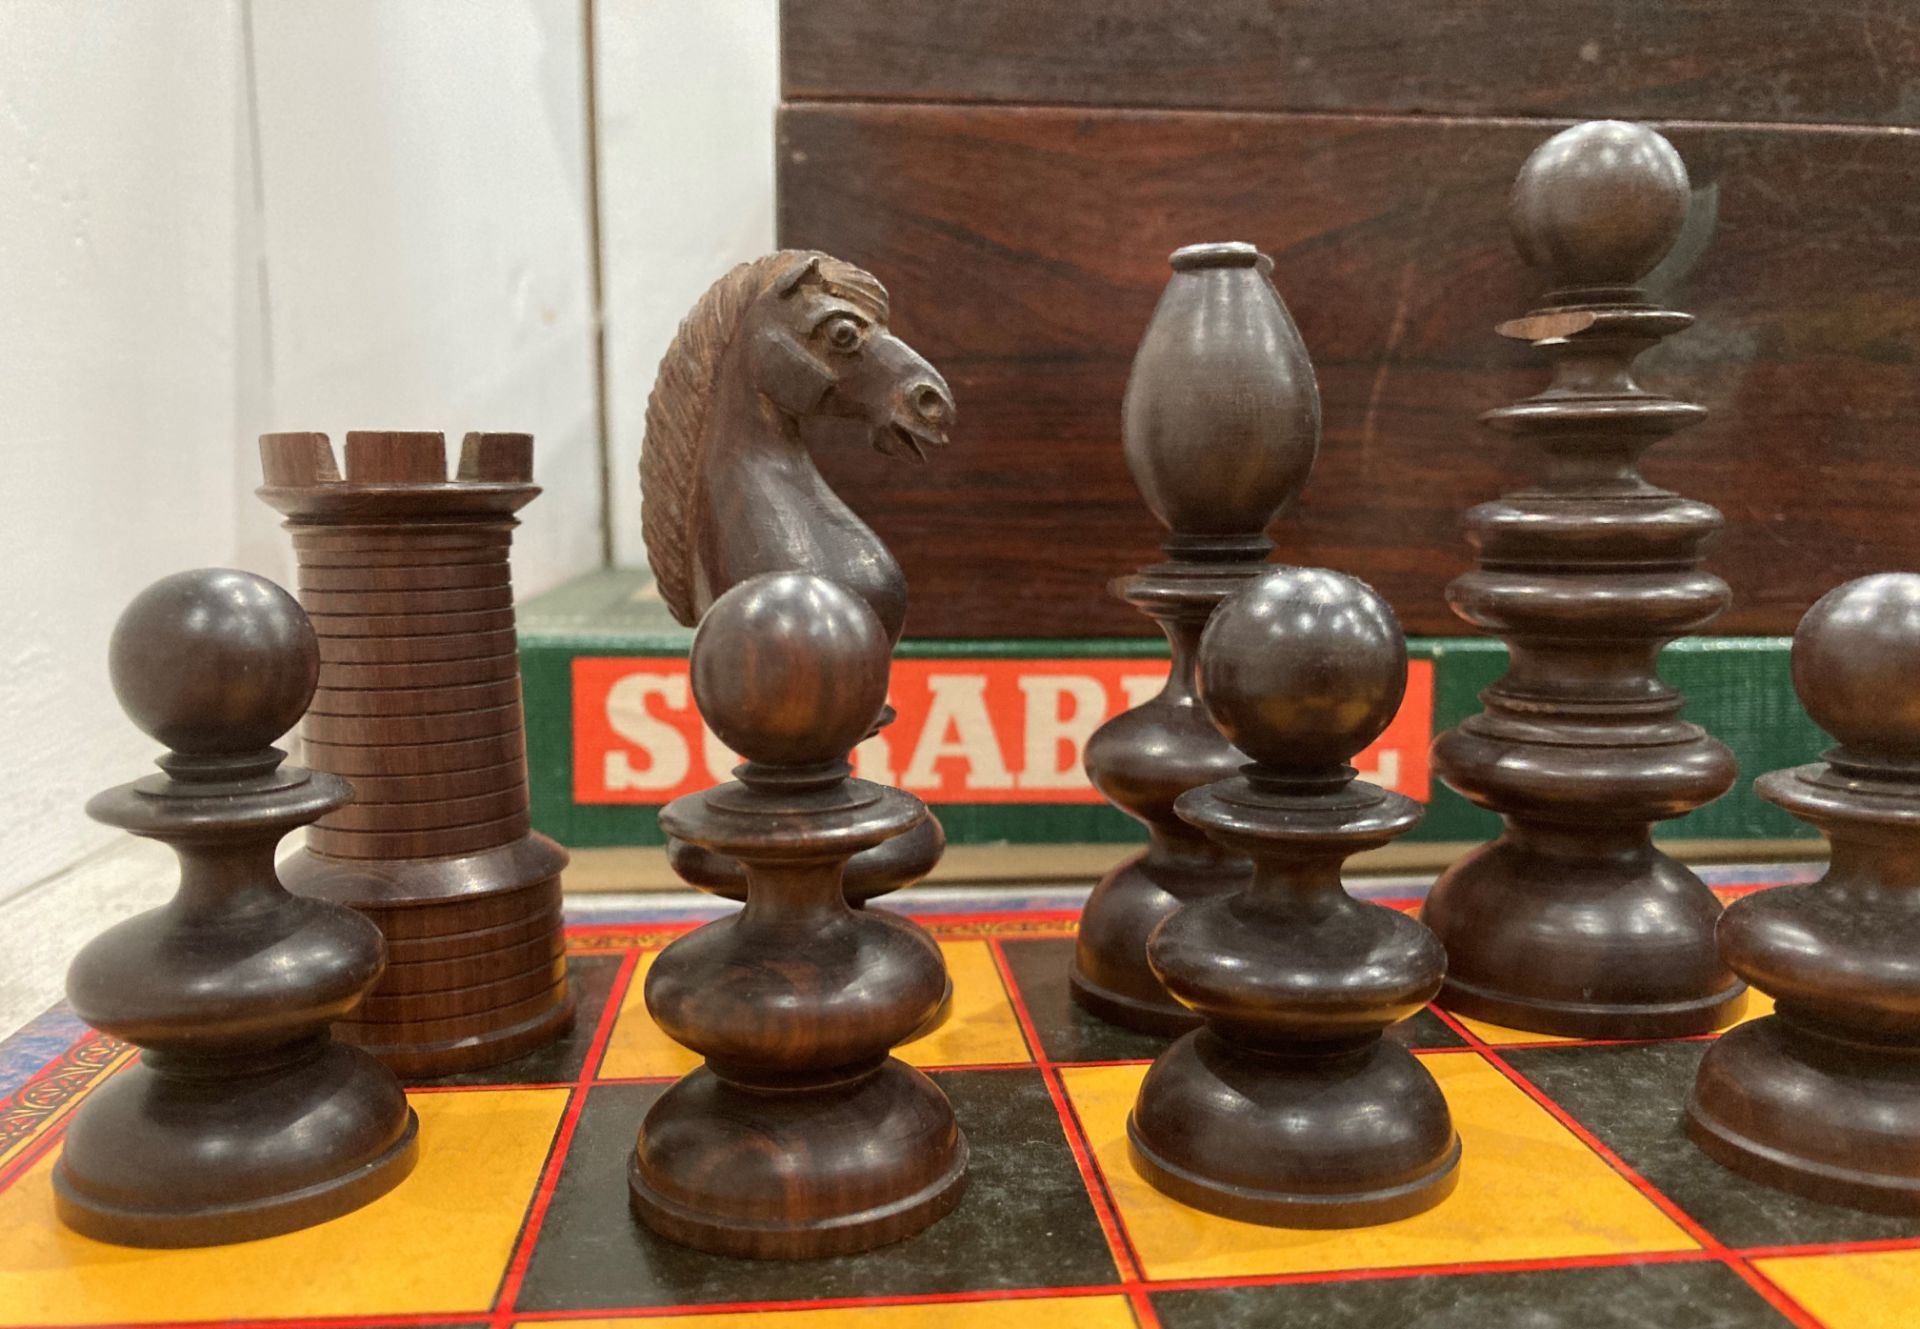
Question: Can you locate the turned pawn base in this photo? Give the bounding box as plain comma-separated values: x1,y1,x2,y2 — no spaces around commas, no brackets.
1070,851,1248,1038
1425,837,1746,1039
53,1043,419,1247
630,1057,968,1259
1687,1016,1920,1215
1128,1030,1459,1227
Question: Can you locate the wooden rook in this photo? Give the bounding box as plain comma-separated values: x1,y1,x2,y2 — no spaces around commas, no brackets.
1422,121,1745,1039
59,569,417,1246
258,430,573,1076
1129,567,1459,1226
639,251,952,930
629,572,966,1258
1688,574,1920,1213
1072,241,1320,1034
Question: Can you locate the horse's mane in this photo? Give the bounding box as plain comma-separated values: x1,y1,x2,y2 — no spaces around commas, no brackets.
640,250,890,626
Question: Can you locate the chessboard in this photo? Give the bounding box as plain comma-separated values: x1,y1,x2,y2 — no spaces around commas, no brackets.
1,868,1913,1329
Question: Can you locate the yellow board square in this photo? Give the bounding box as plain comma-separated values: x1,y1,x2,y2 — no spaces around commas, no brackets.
598,939,1031,1080
1061,1055,1697,1281
1754,1248,1920,1329
1455,990,1775,1046
542,1293,1140,1329
0,1087,566,1324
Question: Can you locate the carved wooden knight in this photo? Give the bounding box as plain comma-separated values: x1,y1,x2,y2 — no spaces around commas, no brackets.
639,251,955,907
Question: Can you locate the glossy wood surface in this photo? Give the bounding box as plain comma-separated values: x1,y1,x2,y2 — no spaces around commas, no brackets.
1072,244,1315,1034
58,570,417,1246
1688,575,1920,1213
1131,568,1457,1226
630,574,966,1258
1423,123,1744,1039
785,0,1920,125
779,106,1920,638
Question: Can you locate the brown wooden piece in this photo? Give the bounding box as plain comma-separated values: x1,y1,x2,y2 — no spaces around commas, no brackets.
778,105,1920,638
784,0,1920,126
1072,242,1318,1035
1687,574,1920,1213
629,573,966,1259
639,250,958,933
1422,122,1746,1039
259,430,573,1077
58,569,417,1246
1129,567,1459,1226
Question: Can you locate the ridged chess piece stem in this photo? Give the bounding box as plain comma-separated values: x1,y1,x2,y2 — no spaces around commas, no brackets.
1129,568,1459,1226
629,572,966,1258
1423,121,1744,1039
1071,242,1320,1035
1688,575,1920,1213
258,430,573,1076
59,570,418,1246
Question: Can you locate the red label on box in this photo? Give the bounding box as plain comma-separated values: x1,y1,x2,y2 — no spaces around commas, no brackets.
572,656,1433,806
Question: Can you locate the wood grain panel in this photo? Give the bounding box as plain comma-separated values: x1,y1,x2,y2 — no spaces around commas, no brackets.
782,0,1920,127
777,105,1920,638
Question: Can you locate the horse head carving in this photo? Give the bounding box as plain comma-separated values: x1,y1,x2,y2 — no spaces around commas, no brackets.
640,251,954,646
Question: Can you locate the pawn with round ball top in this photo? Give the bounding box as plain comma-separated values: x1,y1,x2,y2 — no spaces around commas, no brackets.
1127,567,1460,1227
58,569,418,1247
1687,574,1920,1213
628,571,967,1259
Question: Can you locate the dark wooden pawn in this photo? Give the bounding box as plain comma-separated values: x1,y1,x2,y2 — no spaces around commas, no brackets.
1129,568,1460,1227
58,569,418,1246
629,571,966,1259
1688,574,1920,1213
640,251,955,926
1423,121,1744,1038
1072,242,1320,1035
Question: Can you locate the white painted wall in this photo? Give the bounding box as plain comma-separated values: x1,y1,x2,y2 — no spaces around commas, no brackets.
597,0,780,568
0,0,780,924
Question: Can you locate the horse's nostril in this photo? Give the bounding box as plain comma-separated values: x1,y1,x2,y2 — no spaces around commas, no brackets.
912,385,950,425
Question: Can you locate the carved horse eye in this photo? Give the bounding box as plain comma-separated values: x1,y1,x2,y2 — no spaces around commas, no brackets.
820,314,866,353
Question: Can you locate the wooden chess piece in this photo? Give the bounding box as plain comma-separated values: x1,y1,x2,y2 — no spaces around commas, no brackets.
258,430,574,1077
1072,242,1320,1034
628,571,967,1258
58,569,418,1246
1128,568,1459,1226
639,250,955,915
1423,121,1745,1039
1687,574,1920,1213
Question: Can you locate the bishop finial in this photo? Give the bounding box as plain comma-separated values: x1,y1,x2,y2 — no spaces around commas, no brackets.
690,571,892,771
1508,120,1691,291
108,568,319,776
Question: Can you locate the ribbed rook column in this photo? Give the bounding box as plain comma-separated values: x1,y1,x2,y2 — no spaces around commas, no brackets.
258,429,573,1077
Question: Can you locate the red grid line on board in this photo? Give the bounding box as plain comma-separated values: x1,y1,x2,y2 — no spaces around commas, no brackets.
985,935,1151,1287
1430,1005,1829,1329
485,945,639,1326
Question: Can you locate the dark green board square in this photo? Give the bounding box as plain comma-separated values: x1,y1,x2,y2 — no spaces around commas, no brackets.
515,1069,1117,1310
1000,937,1464,1066
1152,1261,1794,1329
1506,1039,1920,1250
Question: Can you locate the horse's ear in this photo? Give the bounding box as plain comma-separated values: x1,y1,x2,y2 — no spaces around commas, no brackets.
775,255,823,298
756,328,835,415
